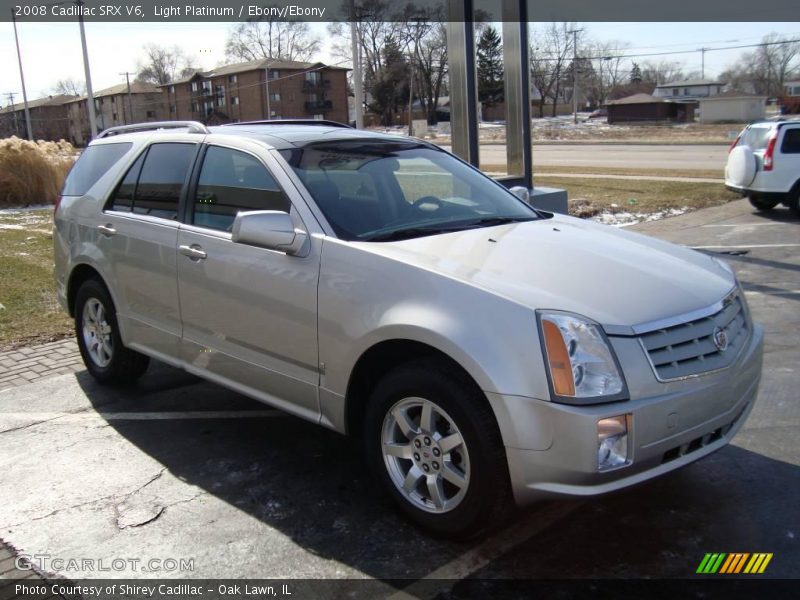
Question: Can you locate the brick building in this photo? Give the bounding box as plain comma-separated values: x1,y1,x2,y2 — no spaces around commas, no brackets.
0,95,76,141
66,81,167,146
163,59,350,125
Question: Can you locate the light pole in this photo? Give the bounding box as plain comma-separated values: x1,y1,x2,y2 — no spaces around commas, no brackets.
349,0,364,129
407,17,425,137
76,0,98,137
10,8,33,140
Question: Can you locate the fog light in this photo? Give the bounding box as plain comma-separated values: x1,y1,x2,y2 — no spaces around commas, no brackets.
597,415,630,471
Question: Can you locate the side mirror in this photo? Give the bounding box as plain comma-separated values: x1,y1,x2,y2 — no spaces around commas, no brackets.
509,186,530,204
231,210,308,256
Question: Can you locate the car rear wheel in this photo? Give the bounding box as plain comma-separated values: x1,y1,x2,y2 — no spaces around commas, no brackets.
788,187,800,217
748,195,780,211
365,359,511,539
75,278,149,384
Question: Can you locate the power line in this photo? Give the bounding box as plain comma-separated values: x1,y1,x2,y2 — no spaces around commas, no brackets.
532,37,800,62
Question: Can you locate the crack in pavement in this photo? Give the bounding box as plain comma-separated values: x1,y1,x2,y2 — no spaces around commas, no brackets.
2,468,169,530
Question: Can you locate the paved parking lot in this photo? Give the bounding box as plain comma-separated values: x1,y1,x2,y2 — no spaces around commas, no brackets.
0,199,797,592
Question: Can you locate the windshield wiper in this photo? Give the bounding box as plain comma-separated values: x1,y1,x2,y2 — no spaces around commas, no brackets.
361,225,466,242
361,216,537,242
459,216,537,227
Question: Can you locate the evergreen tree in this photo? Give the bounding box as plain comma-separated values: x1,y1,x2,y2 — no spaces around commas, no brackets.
629,62,643,84
477,26,504,107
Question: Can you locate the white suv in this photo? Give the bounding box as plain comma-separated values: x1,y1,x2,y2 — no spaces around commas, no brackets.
725,119,800,216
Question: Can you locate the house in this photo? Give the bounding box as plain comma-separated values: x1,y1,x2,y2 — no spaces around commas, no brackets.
0,95,76,141
605,93,693,124
653,79,726,101
698,91,766,123
780,81,800,114
66,81,167,146
162,59,350,125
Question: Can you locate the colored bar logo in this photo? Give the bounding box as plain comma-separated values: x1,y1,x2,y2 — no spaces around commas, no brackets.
697,553,773,574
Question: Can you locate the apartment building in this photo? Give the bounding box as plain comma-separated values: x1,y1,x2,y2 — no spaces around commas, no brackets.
0,95,76,141
163,59,350,125
66,81,167,146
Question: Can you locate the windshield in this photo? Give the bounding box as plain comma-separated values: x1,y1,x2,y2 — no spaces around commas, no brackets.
279,141,538,241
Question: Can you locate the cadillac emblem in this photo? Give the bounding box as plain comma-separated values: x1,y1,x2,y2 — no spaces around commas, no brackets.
712,326,729,352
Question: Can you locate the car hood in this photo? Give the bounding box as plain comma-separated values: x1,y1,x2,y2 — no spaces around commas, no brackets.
357,214,735,331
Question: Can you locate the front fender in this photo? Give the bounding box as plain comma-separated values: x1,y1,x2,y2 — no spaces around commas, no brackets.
317,239,551,402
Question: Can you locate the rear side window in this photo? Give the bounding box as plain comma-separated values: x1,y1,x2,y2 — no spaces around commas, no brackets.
192,146,290,231
742,127,773,150
108,143,196,220
62,143,131,196
780,128,800,154
109,152,146,212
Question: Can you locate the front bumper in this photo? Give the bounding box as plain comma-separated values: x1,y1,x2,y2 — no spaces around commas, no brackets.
491,323,763,506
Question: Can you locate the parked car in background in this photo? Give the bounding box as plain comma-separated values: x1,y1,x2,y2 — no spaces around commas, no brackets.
588,108,608,119
54,120,763,538
725,119,800,216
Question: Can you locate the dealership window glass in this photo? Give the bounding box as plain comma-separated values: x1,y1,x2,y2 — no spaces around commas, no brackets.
780,129,800,154
132,143,196,220
192,146,290,231
61,142,132,196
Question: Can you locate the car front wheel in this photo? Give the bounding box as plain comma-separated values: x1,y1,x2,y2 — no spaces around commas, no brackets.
365,359,511,539
74,278,149,384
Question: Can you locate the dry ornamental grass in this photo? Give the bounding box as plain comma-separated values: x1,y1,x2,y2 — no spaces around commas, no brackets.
0,137,76,208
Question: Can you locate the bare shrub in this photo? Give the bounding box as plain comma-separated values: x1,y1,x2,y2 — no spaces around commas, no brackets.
0,137,76,208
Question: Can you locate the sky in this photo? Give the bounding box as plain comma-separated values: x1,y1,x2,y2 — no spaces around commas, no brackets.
2,21,799,104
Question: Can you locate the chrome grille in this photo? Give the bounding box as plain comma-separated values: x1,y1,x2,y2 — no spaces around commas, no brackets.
640,293,749,380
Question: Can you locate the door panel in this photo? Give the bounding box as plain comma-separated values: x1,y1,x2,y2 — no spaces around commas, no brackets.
101,142,198,359
176,144,320,417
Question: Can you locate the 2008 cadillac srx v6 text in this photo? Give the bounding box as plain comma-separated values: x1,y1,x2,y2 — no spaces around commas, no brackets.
54,120,763,538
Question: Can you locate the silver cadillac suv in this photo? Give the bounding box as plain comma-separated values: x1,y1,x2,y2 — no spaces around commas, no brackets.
54,120,763,538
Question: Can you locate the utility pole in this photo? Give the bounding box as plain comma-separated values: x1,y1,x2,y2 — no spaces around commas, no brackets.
11,8,33,140
119,72,134,124
5,92,19,137
77,0,98,138
568,29,582,124
699,48,708,79
349,0,364,129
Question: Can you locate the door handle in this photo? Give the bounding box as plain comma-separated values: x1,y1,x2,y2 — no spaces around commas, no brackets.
97,224,116,237
179,244,207,260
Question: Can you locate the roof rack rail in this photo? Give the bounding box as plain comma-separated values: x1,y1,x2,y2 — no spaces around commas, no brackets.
96,121,210,139
220,119,353,129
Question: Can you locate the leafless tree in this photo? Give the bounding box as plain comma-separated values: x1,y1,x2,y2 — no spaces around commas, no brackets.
397,6,449,125
225,20,321,62
52,78,85,97
530,22,583,117
638,60,693,86
585,40,630,107
136,44,197,85
729,34,800,96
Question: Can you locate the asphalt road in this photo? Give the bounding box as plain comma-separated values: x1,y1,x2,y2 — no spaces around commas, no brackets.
439,143,730,171
0,199,797,595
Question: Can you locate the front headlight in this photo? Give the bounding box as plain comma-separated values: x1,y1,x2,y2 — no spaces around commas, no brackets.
537,311,628,404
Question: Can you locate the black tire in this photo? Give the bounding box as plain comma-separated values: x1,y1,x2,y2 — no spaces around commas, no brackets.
748,195,779,211
787,188,800,218
364,359,512,539
74,278,149,385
